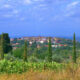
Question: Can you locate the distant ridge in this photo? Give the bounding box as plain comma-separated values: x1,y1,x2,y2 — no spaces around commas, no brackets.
10,35,80,42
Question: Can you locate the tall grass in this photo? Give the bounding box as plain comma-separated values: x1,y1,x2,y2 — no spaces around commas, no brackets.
0,60,80,80
0,66,80,80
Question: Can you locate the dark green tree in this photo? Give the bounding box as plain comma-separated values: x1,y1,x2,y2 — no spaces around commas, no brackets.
0,33,12,53
73,33,76,63
0,34,4,59
48,37,52,62
4,33,12,53
32,41,38,58
23,41,28,62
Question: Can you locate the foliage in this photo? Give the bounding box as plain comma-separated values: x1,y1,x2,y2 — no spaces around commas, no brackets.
13,47,24,59
0,34,4,59
48,37,52,62
52,54,64,63
73,33,77,63
4,54,19,61
0,59,65,74
28,56,40,62
0,33,12,53
0,64,80,80
23,41,27,62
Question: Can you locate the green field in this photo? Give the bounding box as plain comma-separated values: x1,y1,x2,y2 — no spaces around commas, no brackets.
0,59,66,74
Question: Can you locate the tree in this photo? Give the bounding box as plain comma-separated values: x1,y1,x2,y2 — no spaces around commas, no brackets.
0,33,12,53
48,37,52,62
0,34,4,59
3,33,12,53
23,41,28,62
33,41,38,58
73,33,76,63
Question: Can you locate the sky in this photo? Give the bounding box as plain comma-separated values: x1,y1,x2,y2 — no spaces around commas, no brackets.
0,0,80,37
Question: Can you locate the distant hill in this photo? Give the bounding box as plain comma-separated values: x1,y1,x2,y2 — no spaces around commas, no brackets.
59,37,80,42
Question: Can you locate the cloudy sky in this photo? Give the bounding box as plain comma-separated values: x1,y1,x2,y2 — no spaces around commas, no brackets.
0,0,80,37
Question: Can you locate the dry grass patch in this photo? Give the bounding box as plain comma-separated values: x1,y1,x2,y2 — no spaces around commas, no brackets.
0,67,80,80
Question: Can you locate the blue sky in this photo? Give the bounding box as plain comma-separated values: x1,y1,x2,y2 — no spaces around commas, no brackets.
0,0,80,37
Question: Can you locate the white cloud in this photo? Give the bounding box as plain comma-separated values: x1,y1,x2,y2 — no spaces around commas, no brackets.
2,4,11,8
2,9,19,18
67,1,80,10
64,1,80,17
24,0,32,4
23,0,45,5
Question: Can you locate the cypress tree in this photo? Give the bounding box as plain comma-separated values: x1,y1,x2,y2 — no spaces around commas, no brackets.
73,33,76,63
2,33,12,53
23,41,27,62
48,37,52,62
33,41,38,57
0,33,4,59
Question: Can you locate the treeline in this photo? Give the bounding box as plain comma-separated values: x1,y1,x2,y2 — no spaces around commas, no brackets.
0,33,77,63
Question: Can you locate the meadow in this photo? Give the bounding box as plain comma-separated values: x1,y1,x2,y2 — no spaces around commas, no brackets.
0,62,80,80
0,59,65,74
0,59,80,80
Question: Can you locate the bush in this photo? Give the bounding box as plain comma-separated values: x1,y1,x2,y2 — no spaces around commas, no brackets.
52,54,64,63
4,54,23,62
0,60,65,74
28,56,40,62
13,47,24,59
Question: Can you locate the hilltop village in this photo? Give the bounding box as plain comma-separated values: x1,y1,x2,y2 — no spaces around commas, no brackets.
10,36,73,50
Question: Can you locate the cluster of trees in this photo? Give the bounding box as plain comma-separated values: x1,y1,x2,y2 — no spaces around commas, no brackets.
0,33,77,63
23,33,77,63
